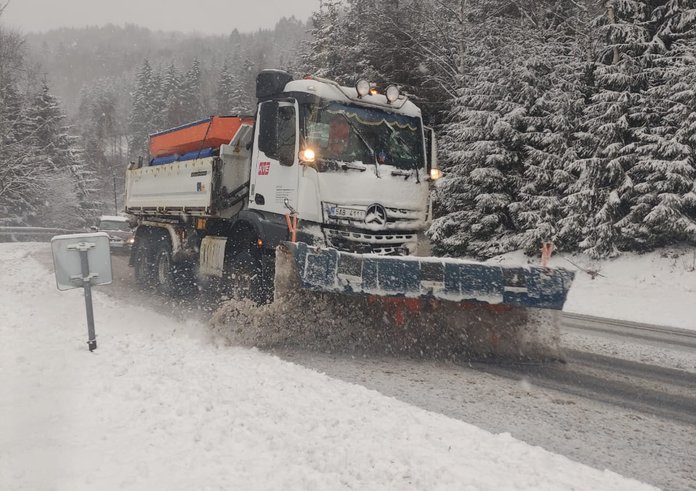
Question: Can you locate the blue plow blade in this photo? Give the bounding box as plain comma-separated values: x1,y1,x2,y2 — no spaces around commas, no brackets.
279,242,575,311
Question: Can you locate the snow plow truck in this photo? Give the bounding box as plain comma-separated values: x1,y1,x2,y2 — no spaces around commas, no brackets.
125,70,574,359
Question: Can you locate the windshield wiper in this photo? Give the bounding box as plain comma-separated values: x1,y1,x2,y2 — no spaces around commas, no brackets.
385,121,421,183
337,113,381,178
323,158,367,172
341,162,367,172
390,169,412,178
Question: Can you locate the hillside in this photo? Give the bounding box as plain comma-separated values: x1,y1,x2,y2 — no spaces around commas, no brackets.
25,20,310,118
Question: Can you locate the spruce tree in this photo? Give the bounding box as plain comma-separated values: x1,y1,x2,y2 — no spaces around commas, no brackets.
563,1,652,258
24,80,67,169
302,0,348,80
430,16,533,259
216,61,245,115
616,1,696,248
161,63,184,127
128,59,155,157
181,59,203,121
516,45,588,255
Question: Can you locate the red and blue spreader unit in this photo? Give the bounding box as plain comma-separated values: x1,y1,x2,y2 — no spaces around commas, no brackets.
148,116,254,165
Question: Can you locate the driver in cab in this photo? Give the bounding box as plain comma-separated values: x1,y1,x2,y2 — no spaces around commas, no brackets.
324,114,361,162
326,115,351,159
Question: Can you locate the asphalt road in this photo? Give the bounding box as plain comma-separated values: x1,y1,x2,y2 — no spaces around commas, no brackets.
470,349,696,426
563,311,696,352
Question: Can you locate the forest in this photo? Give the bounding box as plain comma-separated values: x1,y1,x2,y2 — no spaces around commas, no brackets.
1,0,695,259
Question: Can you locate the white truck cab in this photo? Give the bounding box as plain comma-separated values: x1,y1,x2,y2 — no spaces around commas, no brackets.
125,70,439,301
248,70,436,255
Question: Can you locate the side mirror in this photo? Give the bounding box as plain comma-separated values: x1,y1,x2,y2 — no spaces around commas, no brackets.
258,101,279,157
424,126,442,181
90,225,99,231
258,100,297,166
424,126,437,173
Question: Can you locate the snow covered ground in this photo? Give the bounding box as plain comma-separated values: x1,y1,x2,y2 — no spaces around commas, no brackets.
493,247,696,331
0,242,655,490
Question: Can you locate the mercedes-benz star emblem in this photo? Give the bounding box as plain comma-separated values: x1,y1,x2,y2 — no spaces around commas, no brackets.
365,204,387,226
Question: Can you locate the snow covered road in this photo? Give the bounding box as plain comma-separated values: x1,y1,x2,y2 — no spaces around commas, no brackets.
2,243,693,489
5,245,696,489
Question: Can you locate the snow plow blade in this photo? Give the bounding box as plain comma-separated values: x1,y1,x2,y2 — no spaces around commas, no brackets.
276,242,574,310
268,242,574,361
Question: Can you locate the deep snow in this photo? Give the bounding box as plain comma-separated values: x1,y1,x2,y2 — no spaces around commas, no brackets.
0,243,655,490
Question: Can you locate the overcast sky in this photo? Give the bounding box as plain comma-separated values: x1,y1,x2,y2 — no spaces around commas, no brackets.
1,0,319,34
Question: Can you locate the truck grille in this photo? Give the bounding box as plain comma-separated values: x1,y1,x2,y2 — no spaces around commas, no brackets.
323,203,425,229
324,228,417,255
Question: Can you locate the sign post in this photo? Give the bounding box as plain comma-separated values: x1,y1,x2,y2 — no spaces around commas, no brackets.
51,233,112,351
71,241,98,350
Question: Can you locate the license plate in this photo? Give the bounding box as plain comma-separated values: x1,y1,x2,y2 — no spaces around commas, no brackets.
334,207,364,220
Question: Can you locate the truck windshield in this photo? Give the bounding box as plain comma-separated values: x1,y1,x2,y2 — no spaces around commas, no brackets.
304,103,424,172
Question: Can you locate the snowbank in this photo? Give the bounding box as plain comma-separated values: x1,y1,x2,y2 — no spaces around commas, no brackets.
491,247,696,331
0,243,653,490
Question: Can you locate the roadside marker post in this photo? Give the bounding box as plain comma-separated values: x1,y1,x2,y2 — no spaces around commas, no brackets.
51,233,113,351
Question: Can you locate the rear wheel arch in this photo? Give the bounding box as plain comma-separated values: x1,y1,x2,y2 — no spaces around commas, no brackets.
226,220,259,256
222,220,272,304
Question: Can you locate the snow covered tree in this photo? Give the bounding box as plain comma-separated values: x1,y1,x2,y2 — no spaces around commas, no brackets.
616,2,696,248
77,81,122,215
180,59,203,121
557,1,696,256
216,61,245,115
515,46,589,255
161,63,184,127
430,15,533,259
0,71,100,226
302,0,348,79
429,1,591,258
560,1,653,258
24,80,67,167
65,135,102,224
26,81,102,226
128,59,156,158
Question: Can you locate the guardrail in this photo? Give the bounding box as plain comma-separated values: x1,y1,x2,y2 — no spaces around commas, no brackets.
0,226,86,242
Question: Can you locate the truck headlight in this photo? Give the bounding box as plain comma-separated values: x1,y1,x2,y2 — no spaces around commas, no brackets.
300,148,316,163
430,168,443,181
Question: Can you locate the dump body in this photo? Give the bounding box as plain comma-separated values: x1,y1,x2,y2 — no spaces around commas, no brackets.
126,119,254,218
126,158,217,213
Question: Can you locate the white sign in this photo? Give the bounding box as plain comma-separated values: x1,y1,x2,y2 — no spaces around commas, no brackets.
51,233,113,291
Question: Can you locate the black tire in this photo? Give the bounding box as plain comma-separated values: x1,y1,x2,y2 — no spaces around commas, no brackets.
133,242,153,288
174,260,198,296
154,242,176,295
227,250,264,303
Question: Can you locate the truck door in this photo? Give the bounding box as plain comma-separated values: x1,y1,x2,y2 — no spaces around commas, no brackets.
249,100,299,217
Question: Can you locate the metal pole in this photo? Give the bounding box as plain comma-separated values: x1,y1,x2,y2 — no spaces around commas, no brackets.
112,167,118,214
79,249,97,351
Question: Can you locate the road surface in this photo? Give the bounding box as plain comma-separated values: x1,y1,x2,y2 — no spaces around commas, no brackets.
33,249,696,490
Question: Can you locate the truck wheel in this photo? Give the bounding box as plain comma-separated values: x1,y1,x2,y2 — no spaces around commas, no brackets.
155,242,176,295
229,250,264,303
133,243,152,287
